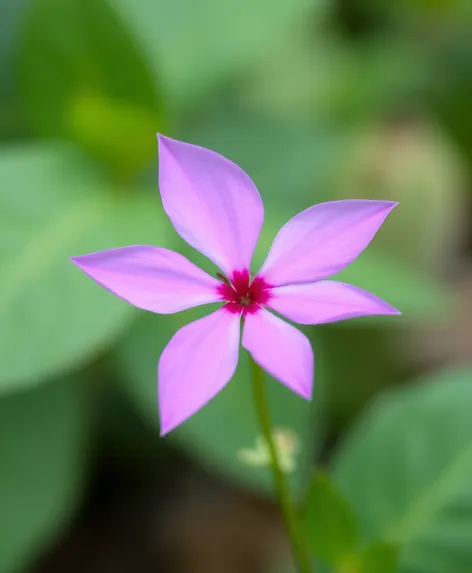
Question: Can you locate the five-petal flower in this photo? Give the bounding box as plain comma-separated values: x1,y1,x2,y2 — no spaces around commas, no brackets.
71,135,400,435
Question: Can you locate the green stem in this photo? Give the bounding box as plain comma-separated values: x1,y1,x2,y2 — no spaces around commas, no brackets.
249,356,313,573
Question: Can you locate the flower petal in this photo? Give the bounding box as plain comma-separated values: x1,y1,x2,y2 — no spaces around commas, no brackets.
269,280,401,324
158,134,264,275
258,200,397,286
158,308,241,435
242,308,313,399
70,245,221,314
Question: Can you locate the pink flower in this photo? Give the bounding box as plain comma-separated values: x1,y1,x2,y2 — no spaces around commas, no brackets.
71,135,400,435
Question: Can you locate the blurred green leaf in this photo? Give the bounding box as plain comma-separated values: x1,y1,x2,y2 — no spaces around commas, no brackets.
0,0,29,95
0,0,31,141
333,366,472,573
68,91,160,181
336,250,452,320
243,36,424,127
305,471,359,564
0,376,89,573
115,0,318,112
320,42,426,124
361,541,399,573
0,144,168,392
345,0,472,37
114,309,321,498
17,0,164,176
240,32,324,124
310,324,400,429
428,32,472,166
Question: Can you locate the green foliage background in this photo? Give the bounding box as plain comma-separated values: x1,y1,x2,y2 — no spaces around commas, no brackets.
1,0,471,571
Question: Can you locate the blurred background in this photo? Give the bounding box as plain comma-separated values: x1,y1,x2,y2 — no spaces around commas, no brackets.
1,0,472,572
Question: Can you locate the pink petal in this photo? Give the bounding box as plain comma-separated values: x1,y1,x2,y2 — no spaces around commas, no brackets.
269,280,401,325
158,134,264,275
258,200,397,286
242,308,313,399
158,309,241,435
70,245,221,314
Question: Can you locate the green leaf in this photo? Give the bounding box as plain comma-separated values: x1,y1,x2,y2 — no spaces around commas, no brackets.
0,144,169,392
428,30,472,166
305,471,359,565
113,310,321,498
17,0,164,175
309,322,402,429
360,541,399,573
0,0,30,141
115,0,318,112
333,366,472,573
68,91,162,181
336,250,452,320
0,376,89,573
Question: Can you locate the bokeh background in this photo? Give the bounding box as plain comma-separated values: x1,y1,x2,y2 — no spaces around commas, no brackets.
1,0,472,572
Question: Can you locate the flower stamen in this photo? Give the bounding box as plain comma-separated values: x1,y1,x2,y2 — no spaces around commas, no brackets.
216,269,272,315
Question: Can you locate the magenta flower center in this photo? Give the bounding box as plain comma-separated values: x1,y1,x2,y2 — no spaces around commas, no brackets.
217,269,272,315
